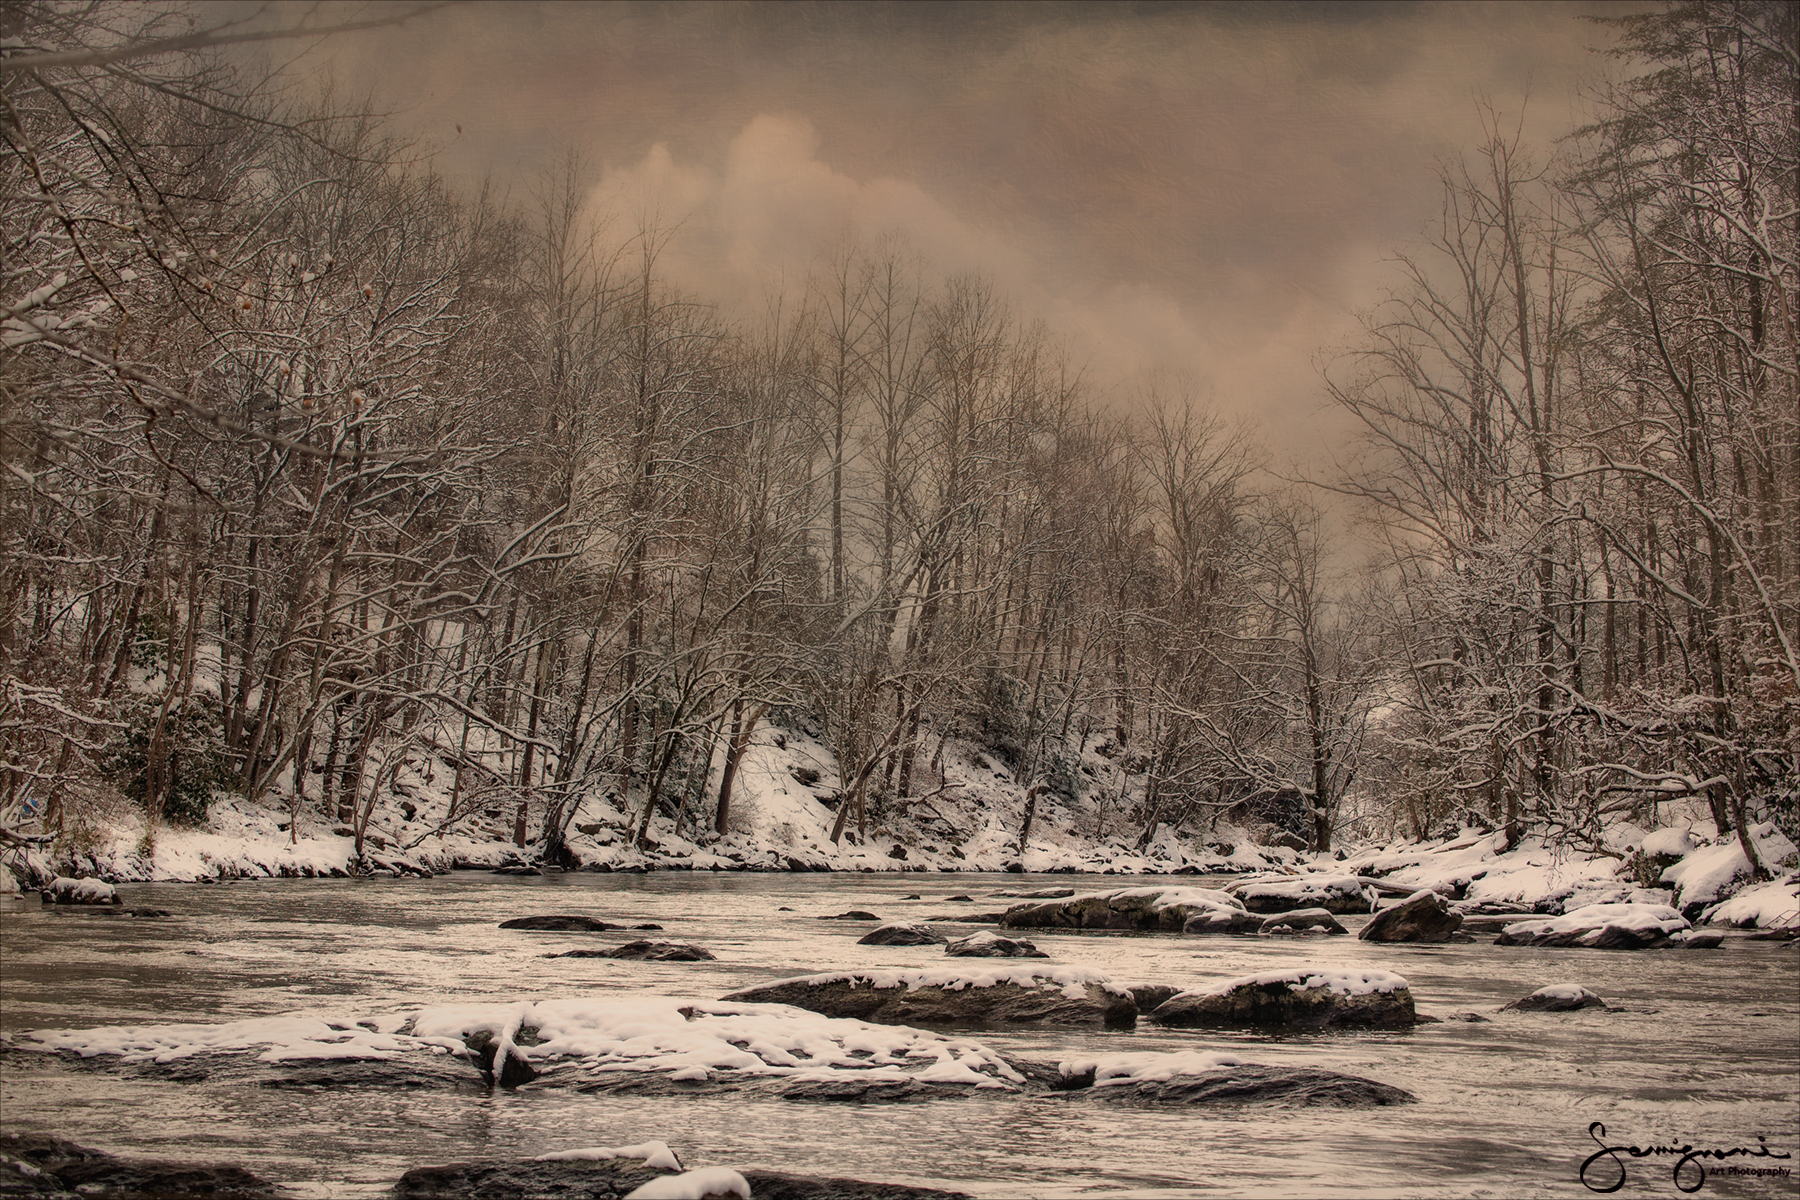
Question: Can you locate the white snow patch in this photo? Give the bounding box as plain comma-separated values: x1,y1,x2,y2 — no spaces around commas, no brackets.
1702,874,1800,929
624,1168,751,1200
1640,826,1695,859
1065,1051,1248,1086
1500,902,1688,939
536,1142,682,1171
1524,983,1602,1003
1188,968,1410,999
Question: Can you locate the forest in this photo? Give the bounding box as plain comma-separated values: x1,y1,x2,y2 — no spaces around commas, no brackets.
2,0,1795,881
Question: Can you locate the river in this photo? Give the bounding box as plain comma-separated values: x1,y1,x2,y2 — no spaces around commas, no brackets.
2,871,1796,1199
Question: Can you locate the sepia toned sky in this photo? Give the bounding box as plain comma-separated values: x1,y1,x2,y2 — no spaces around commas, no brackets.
263,0,1640,463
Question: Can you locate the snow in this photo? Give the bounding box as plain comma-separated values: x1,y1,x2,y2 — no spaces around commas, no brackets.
45,876,117,904
1185,968,1410,999
1524,983,1602,1003
536,1142,682,1171
1640,826,1696,859
623,1168,751,1200
1064,1051,1248,1086
759,964,1132,1001
1702,873,1800,928
19,994,1033,1088
22,1015,417,1064
1499,902,1689,939
1662,824,1798,910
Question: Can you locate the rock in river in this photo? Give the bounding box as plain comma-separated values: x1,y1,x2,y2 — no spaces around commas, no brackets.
1503,983,1608,1012
1228,874,1375,915
1494,902,1690,949
857,922,947,946
1149,968,1418,1030
499,915,616,931
1259,908,1348,936
1,1133,281,1198
41,876,120,906
720,965,1138,1029
548,940,716,961
1058,1054,1415,1108
1001,886,1252,932
944,930,1048,958
818,911,881,921
1358,891,1464,943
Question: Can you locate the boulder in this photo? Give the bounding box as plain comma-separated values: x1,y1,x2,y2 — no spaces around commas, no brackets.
818,911,880,921
857,922,947,946
944,931,1047,958
720,966,1138,1029
1126,984,1182,1013
1084,1064,1414,1108
0,1133,280,1199
1002,886,1251,932
499,915,615,931
549,941,716,961
1359,891,1463,943
1228,875,1374,914
1494,902,1689,949
42,876,120,906
1149,968,1418,1030
1181,908,1265,935
1259,908,1348,936
463,1029,538,1087
1503,984,1607,1012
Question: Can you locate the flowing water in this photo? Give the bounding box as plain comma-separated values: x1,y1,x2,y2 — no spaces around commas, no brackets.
1,872,1796,1199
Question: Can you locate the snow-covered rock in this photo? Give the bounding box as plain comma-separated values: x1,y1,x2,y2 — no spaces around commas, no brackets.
1662,824,1799,916
856,922,947,946
42,875,119,906
1148,968,1418,1029
719,965,1137,1029
1495,902,1689,949
943,930,1047,958
1503,983,1607,1012
999,886,1248,932
1359,890,1464,943
1257,907,1348,936
1702,872,1800,929
1228,874,1374,914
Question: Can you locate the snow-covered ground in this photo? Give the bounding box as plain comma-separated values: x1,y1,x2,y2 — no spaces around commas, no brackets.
5,717,1796,929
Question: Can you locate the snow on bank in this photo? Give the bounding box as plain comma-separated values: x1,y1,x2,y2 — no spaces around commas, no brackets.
1702,873,1800,929
1661,824,1798,912
3,723,1307,886
1329,821,1799,922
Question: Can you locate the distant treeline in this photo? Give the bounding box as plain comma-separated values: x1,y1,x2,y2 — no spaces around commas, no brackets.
1,2,1793,872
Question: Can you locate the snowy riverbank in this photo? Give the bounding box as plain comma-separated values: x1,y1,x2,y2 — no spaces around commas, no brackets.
4,719,1796,930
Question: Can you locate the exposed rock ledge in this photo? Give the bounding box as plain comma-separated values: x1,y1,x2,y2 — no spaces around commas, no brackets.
719,967,1137,1029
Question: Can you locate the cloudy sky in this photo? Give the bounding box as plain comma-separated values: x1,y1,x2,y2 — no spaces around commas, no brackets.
271,0,1638,463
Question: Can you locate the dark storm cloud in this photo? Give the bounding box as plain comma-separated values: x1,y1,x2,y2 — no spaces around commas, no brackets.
267,0,1637,457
